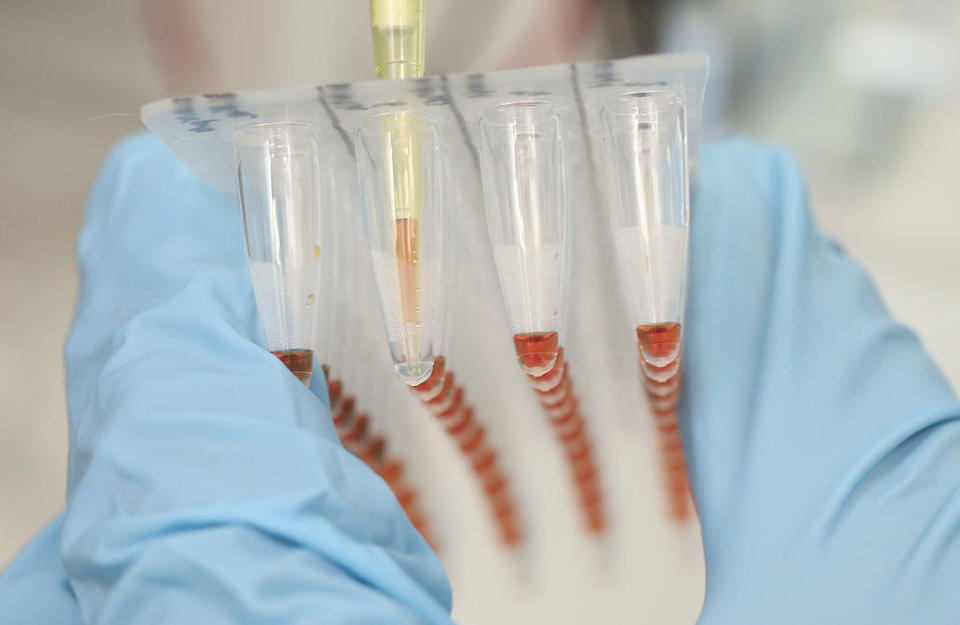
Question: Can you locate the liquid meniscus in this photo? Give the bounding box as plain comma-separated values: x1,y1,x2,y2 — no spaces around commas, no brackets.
636,321,681,359
513,331,559,376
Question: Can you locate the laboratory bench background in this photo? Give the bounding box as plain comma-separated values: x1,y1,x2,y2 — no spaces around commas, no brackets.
1,0,958,622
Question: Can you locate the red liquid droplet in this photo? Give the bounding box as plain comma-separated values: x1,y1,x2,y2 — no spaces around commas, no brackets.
636,322,681,360
272,348,313,385
513,331,559,375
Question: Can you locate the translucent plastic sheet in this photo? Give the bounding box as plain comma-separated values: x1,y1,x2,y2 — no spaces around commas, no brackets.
143,53,708,623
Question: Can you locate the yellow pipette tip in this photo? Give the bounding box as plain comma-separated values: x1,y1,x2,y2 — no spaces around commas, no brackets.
370,0,424,80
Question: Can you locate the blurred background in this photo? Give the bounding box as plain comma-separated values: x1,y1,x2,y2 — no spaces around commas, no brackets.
1,0,958,621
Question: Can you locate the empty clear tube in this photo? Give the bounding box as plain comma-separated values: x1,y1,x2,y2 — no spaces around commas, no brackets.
236,121,325,386
357,111,443,386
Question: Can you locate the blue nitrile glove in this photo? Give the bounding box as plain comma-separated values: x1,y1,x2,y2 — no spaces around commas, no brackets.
685,139,960,624
0,514,83,625
0,133,453,625
2,136,957,624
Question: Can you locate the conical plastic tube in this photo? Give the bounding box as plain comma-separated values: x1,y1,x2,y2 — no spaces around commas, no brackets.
478,100,608,534
599,90,693,522
357,111,443,386
598,91,689,357
236,121,324,385
479,101,566,377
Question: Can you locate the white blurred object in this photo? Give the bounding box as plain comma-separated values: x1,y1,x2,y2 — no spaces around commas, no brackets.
831,16,960,99
662,0,960,175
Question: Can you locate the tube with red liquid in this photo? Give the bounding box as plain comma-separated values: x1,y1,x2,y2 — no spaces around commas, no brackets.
599,91,693,523
479,101,608,534
236,122,324,386
356,111,440,386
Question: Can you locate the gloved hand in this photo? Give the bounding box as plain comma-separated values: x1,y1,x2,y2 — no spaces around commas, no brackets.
685,140,960,624
0,514,83,624
0,133,454,625
2,136,957,624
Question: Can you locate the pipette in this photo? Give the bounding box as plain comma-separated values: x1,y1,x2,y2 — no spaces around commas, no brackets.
364,12,527,544
368,0,430,383
370,0,424,80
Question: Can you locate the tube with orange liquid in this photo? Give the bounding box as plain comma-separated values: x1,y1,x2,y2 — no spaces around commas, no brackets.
599,91,693,523
479,101,608,534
